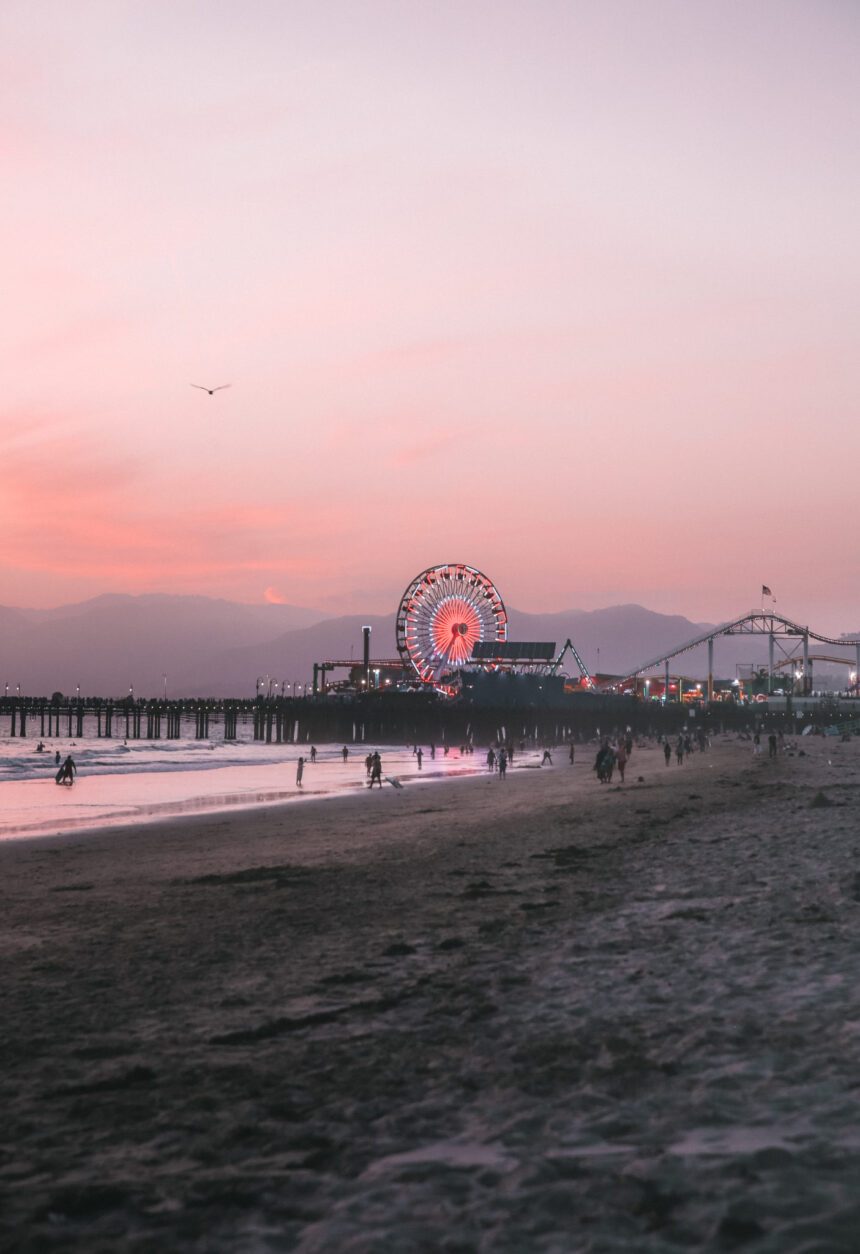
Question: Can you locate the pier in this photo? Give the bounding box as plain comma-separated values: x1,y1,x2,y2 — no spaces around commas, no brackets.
1,691,857,752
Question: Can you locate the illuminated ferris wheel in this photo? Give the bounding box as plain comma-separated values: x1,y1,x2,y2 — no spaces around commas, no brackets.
396,564,507,684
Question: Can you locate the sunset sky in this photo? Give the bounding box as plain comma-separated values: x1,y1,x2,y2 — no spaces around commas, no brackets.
2,1,858,633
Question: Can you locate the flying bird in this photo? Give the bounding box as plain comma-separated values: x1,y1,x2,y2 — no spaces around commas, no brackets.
190,384,231,395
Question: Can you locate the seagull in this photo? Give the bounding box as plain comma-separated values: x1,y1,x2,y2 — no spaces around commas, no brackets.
190,384,231,395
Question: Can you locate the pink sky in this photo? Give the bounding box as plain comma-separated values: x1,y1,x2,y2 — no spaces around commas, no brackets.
2,1,858,633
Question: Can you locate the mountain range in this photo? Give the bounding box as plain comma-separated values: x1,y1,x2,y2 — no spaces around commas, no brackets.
0,594,796,699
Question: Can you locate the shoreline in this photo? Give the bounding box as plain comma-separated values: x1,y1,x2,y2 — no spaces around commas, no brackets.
0,744,490,844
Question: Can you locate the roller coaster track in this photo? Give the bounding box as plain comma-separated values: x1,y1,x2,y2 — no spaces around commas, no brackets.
620,612,860,682
771,655,858,672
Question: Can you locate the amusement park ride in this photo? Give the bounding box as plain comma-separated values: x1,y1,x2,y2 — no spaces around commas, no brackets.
313,563,860,701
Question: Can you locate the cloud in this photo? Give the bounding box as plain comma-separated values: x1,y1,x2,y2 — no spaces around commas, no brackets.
387,426,458,468
0,413,359,598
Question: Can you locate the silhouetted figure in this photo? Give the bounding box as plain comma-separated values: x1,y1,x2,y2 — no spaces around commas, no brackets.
310,746,317,762
342,746,349,762
296,757,304,787
541,749,553,765
498,748,507,779
416,747,423,769
594,743,613,783
56,755,76,786
369,752,382,788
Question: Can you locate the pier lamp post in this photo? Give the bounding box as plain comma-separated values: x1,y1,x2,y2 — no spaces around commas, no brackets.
76,685,80,701
16,684,21,698
4,683,7,698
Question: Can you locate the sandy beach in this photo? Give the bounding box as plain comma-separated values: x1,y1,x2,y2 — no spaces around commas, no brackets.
3,735,860,1252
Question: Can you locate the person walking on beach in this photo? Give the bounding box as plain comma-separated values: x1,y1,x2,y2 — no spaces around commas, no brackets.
594,742,613,783
664,741,672,767
296,756,304,787
541,748,553,765
365,752,373,776
342,746,349,762
614,741,627,783
55,750,61,766
498,748,508,779
487,748,495,772
676,737,684,765
369,752,382,788
57,755,76,786
416,746,423,769
569,743,575,765
310,746,317,763
768,733,778,758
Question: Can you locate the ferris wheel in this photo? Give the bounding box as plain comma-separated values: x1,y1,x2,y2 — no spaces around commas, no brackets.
396,564,507,684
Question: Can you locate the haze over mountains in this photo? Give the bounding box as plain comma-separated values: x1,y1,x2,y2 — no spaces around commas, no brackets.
0,594,794,699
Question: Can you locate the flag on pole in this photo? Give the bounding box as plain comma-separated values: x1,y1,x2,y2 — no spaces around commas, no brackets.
762,585,773,597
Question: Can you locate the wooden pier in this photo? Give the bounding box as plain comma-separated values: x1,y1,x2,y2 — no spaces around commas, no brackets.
0,697,261,742
0,692,785,751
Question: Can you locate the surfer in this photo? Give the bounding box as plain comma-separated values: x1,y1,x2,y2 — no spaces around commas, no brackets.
56,755,76,786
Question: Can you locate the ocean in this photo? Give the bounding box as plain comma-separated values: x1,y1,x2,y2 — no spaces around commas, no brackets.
0,732,485,840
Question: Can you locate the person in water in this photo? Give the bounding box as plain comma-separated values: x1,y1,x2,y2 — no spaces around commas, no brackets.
57,755,76,785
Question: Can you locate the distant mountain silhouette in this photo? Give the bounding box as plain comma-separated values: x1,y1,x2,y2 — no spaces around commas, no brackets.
0,595,330,698
0,594,789,698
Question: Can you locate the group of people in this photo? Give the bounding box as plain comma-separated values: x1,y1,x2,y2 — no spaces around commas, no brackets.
661,728,711,766
486,746,509,778
593,735,632,784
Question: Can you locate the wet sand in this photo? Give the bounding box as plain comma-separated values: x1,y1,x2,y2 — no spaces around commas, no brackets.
3,736,860,1252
